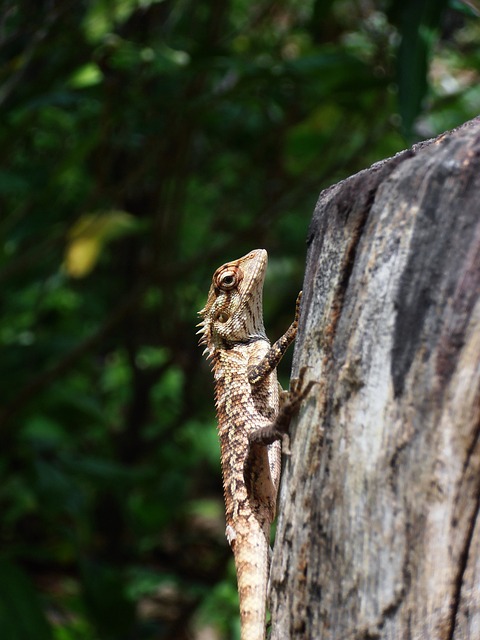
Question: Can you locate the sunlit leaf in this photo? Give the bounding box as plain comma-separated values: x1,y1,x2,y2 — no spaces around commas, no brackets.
68,63,103,88
64,211,141,278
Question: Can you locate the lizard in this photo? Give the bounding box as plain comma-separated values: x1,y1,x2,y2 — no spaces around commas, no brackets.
197,248,314,640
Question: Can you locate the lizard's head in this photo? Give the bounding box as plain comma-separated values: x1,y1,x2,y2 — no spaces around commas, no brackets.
197,249,268,356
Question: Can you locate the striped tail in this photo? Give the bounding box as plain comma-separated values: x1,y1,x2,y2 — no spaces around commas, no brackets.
233,524,270,640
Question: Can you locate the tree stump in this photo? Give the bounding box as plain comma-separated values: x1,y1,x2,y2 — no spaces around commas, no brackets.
271,117,480,640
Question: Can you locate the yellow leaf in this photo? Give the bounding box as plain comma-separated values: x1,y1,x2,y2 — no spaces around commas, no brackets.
64,211,139,278
64,236,102,278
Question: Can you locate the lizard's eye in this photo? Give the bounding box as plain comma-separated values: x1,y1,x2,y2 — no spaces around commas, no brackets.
215,266,242,291
221,274,235,287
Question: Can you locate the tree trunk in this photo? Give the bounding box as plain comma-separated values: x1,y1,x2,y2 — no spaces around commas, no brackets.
270,117,480,640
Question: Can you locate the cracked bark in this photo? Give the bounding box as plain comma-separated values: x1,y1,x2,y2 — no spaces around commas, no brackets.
270,117,480,640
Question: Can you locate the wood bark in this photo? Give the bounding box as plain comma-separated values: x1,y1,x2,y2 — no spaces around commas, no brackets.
270,117,480,640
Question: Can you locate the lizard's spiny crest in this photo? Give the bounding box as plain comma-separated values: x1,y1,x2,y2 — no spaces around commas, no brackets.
198,249,268,355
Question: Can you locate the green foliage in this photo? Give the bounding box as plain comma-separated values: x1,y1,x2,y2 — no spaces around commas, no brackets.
0,560,52,640
194,559,240,639
0,0,478,637
391,0,451,138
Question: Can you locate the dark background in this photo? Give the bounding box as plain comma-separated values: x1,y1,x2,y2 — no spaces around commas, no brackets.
1,1,479,638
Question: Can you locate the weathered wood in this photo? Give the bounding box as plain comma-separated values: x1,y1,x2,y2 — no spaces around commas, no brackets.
271,117,480,640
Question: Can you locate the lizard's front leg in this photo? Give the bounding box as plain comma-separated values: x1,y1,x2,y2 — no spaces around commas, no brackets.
249,367,316,447
247,291,315,446
247,292,303,386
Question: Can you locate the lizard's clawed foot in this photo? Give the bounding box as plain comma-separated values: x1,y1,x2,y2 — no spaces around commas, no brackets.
248,366,316,447
289,366,317,410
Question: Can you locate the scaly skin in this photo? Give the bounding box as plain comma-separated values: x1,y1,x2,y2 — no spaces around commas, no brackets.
198,249,311,640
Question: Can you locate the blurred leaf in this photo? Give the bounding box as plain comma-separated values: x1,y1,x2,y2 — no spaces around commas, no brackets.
0,560,52,640
126,566,172,600
450,0,480,16
0,476,37,526
21,415,69,447
80,560,135,640
68,63,103,88
194,559,239,639
284,103,343,175
135,346,170,370
394,0,450,137
0,170,30,196
64,211,142,278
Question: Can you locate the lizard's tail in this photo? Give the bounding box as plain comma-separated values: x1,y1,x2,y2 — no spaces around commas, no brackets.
233,527,270,640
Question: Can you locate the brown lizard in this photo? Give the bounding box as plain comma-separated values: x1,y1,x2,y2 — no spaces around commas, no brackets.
198,249,313,640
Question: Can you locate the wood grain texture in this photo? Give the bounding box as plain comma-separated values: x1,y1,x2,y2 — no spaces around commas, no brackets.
270,117,480,640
